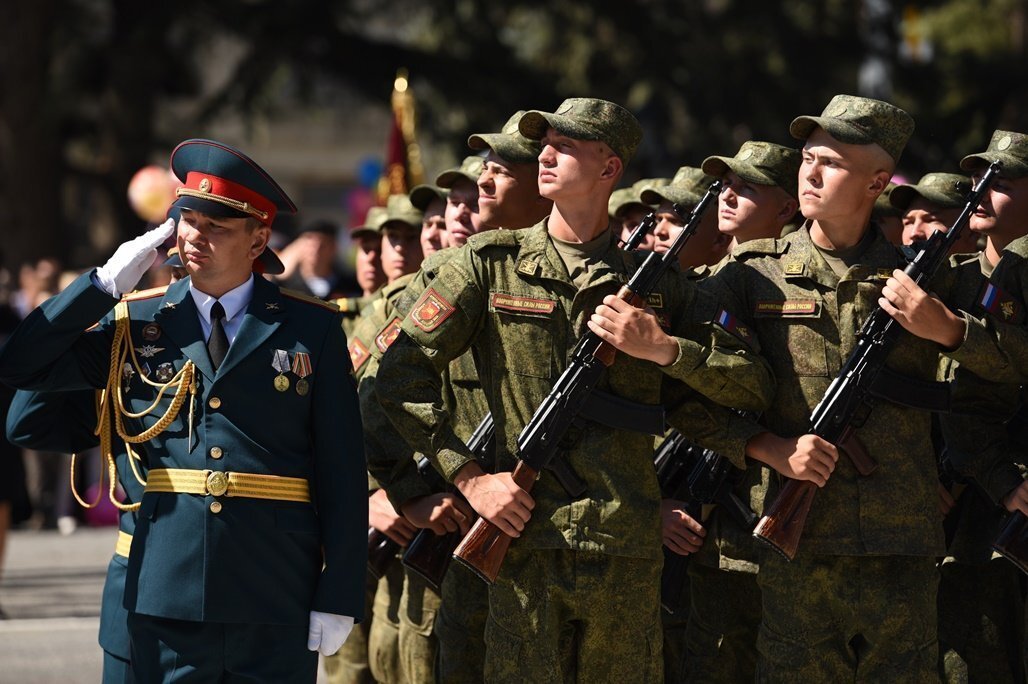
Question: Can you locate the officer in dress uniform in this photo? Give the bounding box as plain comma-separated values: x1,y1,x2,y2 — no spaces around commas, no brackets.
0,139,367,683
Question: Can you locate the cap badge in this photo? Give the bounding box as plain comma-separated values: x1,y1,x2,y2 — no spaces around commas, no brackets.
199,178,212,193
739,149,754,161
998,135,1012,151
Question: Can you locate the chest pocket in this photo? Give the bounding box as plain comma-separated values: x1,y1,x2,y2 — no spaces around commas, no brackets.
488,291,555,379
754,297,830,377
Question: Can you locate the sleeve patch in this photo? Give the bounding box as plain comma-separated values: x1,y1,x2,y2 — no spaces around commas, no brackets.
715,308,752,342
409,288,456,332
375,318,403,353
348,338,370,370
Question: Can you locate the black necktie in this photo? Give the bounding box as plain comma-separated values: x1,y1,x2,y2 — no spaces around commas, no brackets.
208,301,229,370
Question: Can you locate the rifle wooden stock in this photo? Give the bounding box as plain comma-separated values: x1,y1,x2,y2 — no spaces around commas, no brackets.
752,479,817,560
367,527,401,578
839,428,876,477
402,526,466,591
452,461,539,584
993,511,1028,575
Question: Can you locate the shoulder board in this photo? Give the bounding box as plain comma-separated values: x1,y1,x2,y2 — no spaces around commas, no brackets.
948,251,981,267
382,274,415,302
281,288,340,311
467,229,519,252
731,238,782,259
122,285,168,302
420,249,454,277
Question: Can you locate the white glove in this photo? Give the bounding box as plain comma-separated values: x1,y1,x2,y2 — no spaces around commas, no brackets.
307,611,355,656
95,218,176,297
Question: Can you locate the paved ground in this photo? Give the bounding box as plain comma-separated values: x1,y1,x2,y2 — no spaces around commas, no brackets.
0,527,332,682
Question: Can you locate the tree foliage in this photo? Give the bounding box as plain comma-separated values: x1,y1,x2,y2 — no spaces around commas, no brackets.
1,0,1025,270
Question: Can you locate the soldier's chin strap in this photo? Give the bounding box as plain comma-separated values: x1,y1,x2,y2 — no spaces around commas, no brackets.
74,301,197,513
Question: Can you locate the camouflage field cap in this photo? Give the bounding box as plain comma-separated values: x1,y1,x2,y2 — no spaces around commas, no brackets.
351,205,388,239
382,193,423,230
790,94,914,163
889,172,970,211
608,177,668,218
640,166,714,207
467,111,541,165
436,155,485,189
960,130,1028,179
873,182,902,219
518,98,643,163
409,184,448,212
701,141,801,198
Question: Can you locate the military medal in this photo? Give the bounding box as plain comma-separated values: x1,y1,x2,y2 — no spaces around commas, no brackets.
292,351,312,396
155,362,175,383
142,323,162,341
140,362,152,379
272,349,291,392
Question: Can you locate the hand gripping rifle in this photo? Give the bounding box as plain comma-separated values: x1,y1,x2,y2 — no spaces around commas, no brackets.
752,161,1003,560
453,181,722,583
401,414,495,590
654,430,758,614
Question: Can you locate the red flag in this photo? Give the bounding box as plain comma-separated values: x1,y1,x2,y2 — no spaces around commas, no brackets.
378,69,424,204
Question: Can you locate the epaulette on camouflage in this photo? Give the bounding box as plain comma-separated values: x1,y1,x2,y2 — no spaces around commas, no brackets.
122,285,169,302
731,237,783,260
948,251,981,268
381,273,415,306
281,288,340,312
467,228,519,252
419,249,454,278
334,296,362,315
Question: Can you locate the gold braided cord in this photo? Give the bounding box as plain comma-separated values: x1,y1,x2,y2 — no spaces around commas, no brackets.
88,301,196,512
69,451,104,509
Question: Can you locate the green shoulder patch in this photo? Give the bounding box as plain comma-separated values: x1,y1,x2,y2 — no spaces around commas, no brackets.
466,228,519,253
731,237,782,260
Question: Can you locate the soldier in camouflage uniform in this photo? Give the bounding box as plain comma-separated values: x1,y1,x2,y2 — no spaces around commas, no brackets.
410,184,450,258
438,155,485,247
885,130,1028,682
375,98,775,683
699,95,998,681
363,112,551,683
334,207,388,341
641,167,729,271
609,178,668,251
655,141,802,684
872,182,904,247
890,172,979,255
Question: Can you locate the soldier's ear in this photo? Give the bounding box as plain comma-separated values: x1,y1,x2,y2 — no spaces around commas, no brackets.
868,171,891,197
600,154,622,183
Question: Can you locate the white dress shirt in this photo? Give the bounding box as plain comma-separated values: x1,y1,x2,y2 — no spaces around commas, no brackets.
189,275,254,345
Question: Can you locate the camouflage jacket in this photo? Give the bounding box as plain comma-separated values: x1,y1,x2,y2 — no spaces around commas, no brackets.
939,252,1027,564
360,249,493,512
376,221,774,560
700,224,995,557
947,234,1028,383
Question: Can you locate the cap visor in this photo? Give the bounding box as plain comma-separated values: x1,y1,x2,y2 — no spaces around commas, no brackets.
257,248,285,275
790,116,873,147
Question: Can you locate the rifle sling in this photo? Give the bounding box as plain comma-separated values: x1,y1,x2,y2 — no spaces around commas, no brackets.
578,389,666,435
868,367,951,413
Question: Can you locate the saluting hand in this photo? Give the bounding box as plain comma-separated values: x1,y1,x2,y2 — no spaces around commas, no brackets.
747,432,839,487
95,218,177,297
661,499,706,555
587,294,679,366
454,463,535,538
401,493,475,536
879,269,966,349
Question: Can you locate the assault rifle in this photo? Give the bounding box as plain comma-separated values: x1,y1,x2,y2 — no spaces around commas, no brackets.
617,212,657,251
753,161,1003,560
654,430,757,614
401,414,495,591
453,181,722,583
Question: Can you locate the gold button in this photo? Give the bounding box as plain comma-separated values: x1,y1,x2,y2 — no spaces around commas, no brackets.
209,501,222,514
210,447,223,459
208,397,222,409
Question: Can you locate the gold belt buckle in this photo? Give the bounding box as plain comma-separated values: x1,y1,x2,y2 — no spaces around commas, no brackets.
206,470,230,497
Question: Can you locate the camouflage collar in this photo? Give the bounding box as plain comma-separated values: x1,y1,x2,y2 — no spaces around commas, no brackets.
784,221,902,288
514,220,629,291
